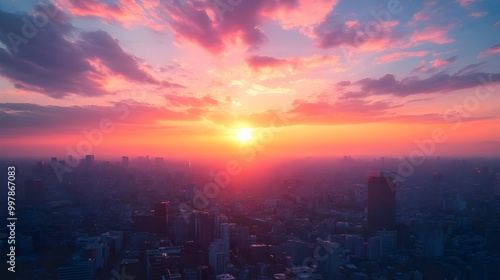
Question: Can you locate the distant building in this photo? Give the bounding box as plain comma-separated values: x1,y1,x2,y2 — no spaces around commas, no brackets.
154,201,169,229
85,154,94,166
472,253,500,280
378,230,396,257
209,240,226,275
495,172,500,199
122,156,129,167
367,172,396,232
155,157,164,166
423,221,443,259
57,256,96,280
486,228,500,253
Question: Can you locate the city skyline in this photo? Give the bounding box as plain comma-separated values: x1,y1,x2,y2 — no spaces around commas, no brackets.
0,0,499,159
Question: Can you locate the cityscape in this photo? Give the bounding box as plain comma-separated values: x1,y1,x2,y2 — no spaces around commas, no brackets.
0,155,500,279
1,0,500,279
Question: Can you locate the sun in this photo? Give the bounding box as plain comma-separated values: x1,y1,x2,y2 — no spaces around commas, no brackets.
236,128,252,142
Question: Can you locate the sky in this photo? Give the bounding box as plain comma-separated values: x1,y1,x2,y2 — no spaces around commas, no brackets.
0,0,499,160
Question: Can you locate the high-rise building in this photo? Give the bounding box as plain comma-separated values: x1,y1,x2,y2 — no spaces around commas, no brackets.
367,172,396,232
346,235,364,259
191,211,214,250
472,253,500,280
378,230,396,257
209,239,226,275
320,241,339,280
122,156,129,167
215,215,230,259
485,228,500,253
155,157,164,166
367,236,381,261
423,221,443,259
57,256,96,280
154,201,169,225
494,172,500,199
85,154,95,166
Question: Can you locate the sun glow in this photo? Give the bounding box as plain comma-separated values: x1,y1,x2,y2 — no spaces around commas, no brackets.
236,128,253,142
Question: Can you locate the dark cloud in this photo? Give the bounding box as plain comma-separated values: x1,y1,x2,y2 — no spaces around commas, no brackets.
352,71,500,97
313,14,403,49
0,102,201,136
0,7,180,98
161,0,304,54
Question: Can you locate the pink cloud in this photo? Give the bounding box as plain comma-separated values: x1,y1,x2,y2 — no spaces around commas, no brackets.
313,15,403,51
164,94,219,108
246,55,339,74
408,25,455,46
455,0,479,7
469,11,487,17
162,0,338,54
375,51,429,64
267,0,337,30
429,58,452,68
477,44,500,58
58,0,164,30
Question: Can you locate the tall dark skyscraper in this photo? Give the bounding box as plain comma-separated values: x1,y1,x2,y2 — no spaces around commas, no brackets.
85,154,95,166
122,156,129,167
368,172,396,232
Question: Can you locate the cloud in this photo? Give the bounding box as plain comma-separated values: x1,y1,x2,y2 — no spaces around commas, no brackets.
246,84,294,95
346,70,499,97
0,8,179,98
432,56,458,67
268,0,337,30
411,56,458,74
469,11,487,17
477,44,500,58
78,31,157,84
160,0,338,54
164,94,219,107
57,0,164,30
455,0,479,7
313,14,402,50
60,0,337,54
408,24,455,46
205,97,491,127
246,56,286,69
375,51,429,64
246,54,339,74
0,102,201,136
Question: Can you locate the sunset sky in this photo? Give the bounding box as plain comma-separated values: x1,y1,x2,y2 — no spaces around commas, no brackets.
0,0,499,159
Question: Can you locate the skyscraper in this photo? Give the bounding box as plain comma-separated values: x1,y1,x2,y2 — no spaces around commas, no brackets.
367,172,396,232
154,201,169,232
423,221,443,259
122,156,129,168
85,154,95,166
494,172,500,199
